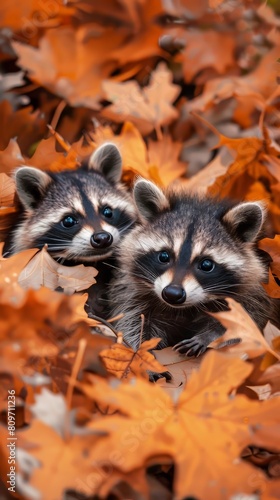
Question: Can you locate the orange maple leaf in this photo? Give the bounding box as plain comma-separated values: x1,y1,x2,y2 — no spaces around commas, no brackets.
259,236,280,298
100,337,166,380
186,44,280,112
102,63,180,136
0,101,46,155
81,351,280,499
0,138,25,172
209,298,280,361
12,26,126,110
175,30,236,82
0,0,74,31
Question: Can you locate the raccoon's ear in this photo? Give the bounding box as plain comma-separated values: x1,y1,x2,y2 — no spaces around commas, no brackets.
133,179,170,221
222,201,266,242
14,167,53,211
88,143,122,183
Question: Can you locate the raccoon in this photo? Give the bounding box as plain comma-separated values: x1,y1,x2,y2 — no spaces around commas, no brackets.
3,143,137,318
110,179,278,356
6,143,137,263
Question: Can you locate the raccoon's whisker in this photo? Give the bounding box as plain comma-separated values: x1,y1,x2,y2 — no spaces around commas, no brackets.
118,220,136,233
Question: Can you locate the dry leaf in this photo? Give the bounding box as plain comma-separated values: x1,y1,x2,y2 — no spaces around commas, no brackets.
102,63,180,136
176,30,236,82
81,351,280,499
100,338,166,379
15,420,103,500
0,173,15,207
18,246,98,293
12,27,125,110
209,298,280,361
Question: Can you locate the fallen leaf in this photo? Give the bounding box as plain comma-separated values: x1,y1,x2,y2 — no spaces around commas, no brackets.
81,351,280,500
0,244,38,306
209,298,280,361
259,236,280,282
15,420,103,500
0,138,25,172
147,136,186,187
0,173,16,207
102,63,180,136
12,27,126,110
256,363,280,395
0,0,74,31
186,45,280,112
0,101,47,155
18,246,98,293
153,346,202,389
100,338,166,379
175,30,236,82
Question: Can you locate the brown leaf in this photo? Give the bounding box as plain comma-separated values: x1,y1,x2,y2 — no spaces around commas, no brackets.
187,45,280,112
259,236,280,283
209,298,280,361
18,246,97,293
0,101,47,155
0,173,15,207
26,136,78,172
12,27,125,110
176,30,236,82
92,121,185,185
0,138,25,172
0,243,38,306
147,137,186,187
0,286,93,378
153,346,202,390
0,0,74,31
15,420,102,500
102,63,180,135
100,338,166,379
81,351,280,500
256,362,280,395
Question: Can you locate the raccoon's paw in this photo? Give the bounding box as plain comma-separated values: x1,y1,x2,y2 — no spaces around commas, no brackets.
148,370,172,383
173,337,208,357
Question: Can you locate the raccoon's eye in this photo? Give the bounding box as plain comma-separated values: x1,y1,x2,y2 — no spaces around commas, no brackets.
158,251,170,264
61,215,78,228
199,259,215,272
102,206,113,219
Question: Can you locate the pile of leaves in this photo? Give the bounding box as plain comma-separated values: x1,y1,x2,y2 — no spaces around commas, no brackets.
0,0,280,498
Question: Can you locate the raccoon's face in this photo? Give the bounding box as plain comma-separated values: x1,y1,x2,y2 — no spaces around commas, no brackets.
122,180,267,309
12,143,137,262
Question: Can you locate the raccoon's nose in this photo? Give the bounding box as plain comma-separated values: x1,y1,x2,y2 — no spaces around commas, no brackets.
90,231,113,248
162,285,186,305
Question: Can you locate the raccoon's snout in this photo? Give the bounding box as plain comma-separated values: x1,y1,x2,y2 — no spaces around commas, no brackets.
90,231,113,249
162,285,186,305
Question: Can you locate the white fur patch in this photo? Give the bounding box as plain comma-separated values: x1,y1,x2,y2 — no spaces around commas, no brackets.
72,198,86,216
182,276,206,305
133,233,170,254
100,197,136,217
154,270,173,299
203,248,245,269
173,236,183,258
190,240,205,261
28,208,68,237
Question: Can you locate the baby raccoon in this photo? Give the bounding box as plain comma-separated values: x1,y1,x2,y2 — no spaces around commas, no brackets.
6,143,137,263
110,179,278,356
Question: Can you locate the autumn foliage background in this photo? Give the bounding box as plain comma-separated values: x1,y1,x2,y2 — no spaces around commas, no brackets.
0,0,280,499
